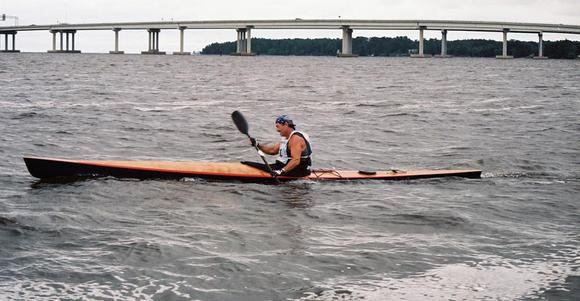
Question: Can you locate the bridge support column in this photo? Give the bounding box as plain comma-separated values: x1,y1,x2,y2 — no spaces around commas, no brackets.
48,30,80,53
496,29,513,59
435,29,452,58
246,26,252,54
419,27,424,55
0,31,20,53
338,26,357,57
232,27,254,56
51,30,57,51
142,29,165,55
109,28,124,54
534,32,548,59
411,26,430,58
236,29,241,53
173,26,190,55
66,30,79,52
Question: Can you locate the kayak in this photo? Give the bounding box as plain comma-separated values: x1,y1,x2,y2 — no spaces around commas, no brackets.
23,156,482,182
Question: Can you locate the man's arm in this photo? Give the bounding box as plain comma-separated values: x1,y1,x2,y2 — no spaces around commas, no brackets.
257,142,280,156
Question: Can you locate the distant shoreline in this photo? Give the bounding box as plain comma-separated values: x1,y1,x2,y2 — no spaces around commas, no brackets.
202,37,580,59
5,51,580,60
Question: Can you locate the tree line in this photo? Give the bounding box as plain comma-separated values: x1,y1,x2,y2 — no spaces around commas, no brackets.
201,36,580,59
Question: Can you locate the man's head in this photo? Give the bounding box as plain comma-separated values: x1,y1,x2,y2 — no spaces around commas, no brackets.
275,115,295,136
275,115,295,128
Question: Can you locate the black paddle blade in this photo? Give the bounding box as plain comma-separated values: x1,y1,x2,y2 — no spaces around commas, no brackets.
231,110,249,135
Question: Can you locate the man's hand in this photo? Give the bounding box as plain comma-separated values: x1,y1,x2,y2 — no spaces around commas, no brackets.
271,169,284,177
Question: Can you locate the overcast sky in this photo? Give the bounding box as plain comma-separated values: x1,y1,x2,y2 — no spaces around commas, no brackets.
2,0,579,53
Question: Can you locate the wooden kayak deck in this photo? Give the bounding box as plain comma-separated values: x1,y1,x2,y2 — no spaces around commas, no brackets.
23,157,482,182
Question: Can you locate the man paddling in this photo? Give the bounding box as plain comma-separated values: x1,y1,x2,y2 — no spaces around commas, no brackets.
245,115,312,177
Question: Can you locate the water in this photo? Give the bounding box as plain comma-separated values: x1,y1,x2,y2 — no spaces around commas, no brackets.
0,53,579,300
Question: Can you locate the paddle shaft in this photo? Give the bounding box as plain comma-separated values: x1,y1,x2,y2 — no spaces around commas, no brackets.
247,134,277,174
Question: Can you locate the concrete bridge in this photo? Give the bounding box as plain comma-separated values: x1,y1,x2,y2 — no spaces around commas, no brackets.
1,19,579,58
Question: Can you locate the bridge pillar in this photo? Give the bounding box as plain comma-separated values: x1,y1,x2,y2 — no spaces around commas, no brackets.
51,30,57,51
109,28,124,54
496,29,513,59
233,27,254,56
440,29,446,56
411,26,430,58
68,30,79,52
0,31,20,53
173,26,190,55
435,29,452,58
236,29,241,53
338,26,357,57
534,32,548,59
48,30,80,53
142,29,165,55
246,26,252,54
419,27,424,55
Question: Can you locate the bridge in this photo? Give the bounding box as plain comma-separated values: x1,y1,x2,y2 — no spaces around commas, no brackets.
1,19,579,58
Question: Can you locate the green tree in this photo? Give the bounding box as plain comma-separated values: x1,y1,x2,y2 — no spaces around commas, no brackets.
201,37,580,59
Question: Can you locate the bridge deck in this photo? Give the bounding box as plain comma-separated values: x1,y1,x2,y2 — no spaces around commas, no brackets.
1,19,579,34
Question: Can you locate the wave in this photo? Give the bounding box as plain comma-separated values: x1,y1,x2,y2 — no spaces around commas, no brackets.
354,103,388,108
134,106,193,112
295,255,579,301
387,213,468,227
0,216,36,232
279,84,314,89
11,112,41,120
483,171,577,180
378,112,420,118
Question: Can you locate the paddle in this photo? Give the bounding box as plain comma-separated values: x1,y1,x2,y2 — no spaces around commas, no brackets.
231,110,280,183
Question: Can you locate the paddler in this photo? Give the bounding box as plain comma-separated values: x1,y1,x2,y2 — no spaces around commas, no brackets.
245,115,312,177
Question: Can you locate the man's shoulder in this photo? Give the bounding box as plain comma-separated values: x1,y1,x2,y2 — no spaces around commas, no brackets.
290,131,307,139
289,133,306,144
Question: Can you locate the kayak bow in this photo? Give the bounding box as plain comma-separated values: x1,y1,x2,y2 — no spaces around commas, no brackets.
23,157,482,182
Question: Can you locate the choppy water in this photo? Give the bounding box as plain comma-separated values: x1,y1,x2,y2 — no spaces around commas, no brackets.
0,53,579,301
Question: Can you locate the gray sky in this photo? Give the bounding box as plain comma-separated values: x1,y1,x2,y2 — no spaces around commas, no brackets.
2,0,579,53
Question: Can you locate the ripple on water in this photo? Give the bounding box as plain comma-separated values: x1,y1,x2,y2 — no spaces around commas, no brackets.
293,254,580,301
